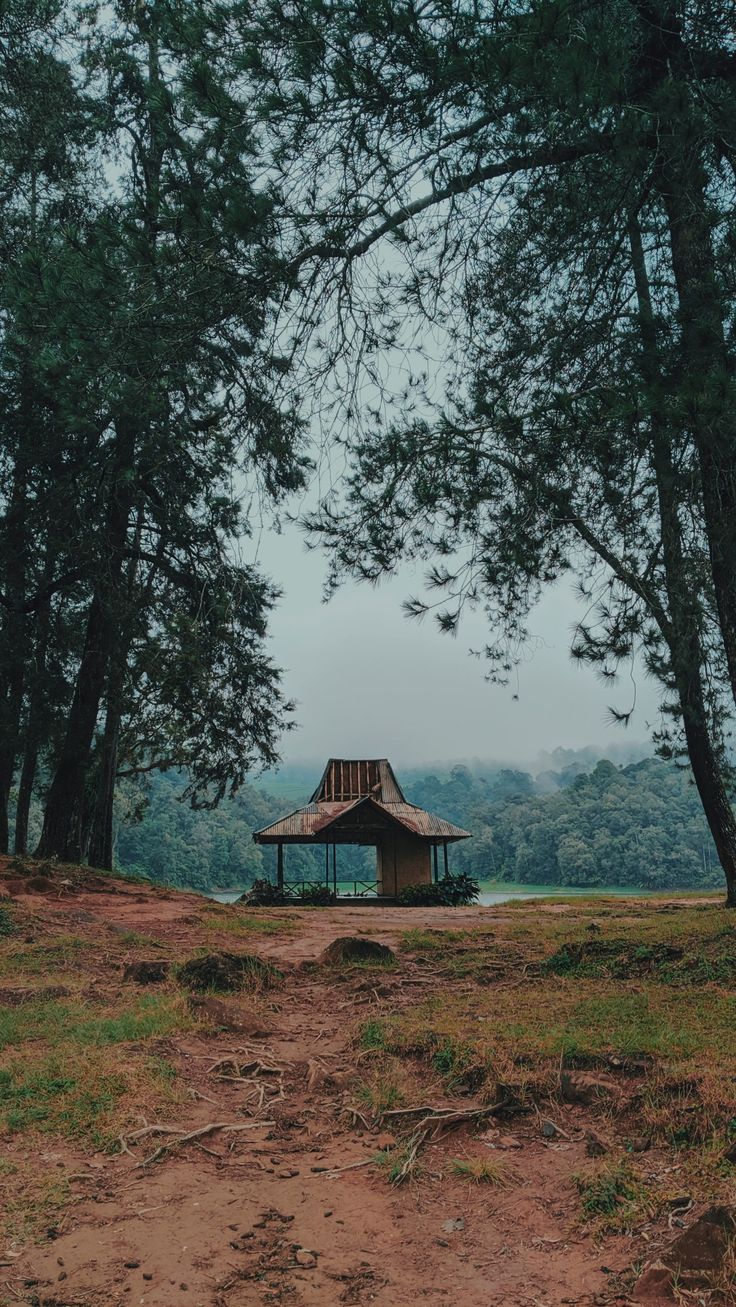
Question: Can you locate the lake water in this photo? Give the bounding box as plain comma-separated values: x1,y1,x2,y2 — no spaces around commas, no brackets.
206,883,656,906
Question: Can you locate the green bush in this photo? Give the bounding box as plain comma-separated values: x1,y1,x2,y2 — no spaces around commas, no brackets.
298,884,336,906
397,874,480,908
244,878,288,906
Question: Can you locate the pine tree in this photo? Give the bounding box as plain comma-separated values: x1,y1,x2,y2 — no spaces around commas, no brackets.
0,1,306,864
247,0,736,898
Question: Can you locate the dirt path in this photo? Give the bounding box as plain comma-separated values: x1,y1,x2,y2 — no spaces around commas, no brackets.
2,879,652,1306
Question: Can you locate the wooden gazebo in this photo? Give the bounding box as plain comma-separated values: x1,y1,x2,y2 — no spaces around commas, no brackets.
253,758,471,899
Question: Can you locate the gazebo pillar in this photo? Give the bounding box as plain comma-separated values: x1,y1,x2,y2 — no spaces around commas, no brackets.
277,842,284,892
443,841,449,878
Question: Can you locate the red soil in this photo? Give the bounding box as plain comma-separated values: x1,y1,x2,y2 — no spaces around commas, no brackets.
0,872,670,1306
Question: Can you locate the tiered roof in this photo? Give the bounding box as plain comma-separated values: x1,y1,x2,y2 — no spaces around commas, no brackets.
253,758,471,844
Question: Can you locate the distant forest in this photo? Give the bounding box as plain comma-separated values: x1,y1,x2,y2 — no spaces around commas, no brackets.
114,752,721,894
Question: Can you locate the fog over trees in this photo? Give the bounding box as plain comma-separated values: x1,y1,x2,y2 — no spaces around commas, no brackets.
2,1,736,899
108,753,721,894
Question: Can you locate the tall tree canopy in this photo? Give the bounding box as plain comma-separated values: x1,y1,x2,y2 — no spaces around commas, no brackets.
0,0,307,865
245,0,736,899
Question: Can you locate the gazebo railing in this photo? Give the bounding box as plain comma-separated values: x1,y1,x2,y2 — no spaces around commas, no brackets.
346,878,379,897
281,877,378,899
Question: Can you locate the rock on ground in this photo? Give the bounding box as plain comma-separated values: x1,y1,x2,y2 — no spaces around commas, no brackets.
634,1205,736,1302
318,936,396,965
177,950,280,992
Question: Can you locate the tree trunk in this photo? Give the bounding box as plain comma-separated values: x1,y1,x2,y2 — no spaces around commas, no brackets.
0,463,29,853
14,585,52,856
87,503,149,871
629,214,736,903
35,588,117,861
0,655,24,854
656,128,736,710
676,673,736,906
36,420,136,863
14,744,39,858
87,682,122,871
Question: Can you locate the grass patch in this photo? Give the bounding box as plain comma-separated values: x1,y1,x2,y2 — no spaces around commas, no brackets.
0,992,191,1148
399,925,520,980
542,932,736,985
0,935,89,979
340,956,398,973
401,927,470,952
355,1071,405,1117
202,908,299,937
117,930,166,949
0,1044,184,1149
449,1156,512,1186
574,1160,652,1232
0,1164,70,1245
374,1139,424,1185
0,992,192,1052
431,1036,488,1094
0,904,16,937
353,897,736,1216
359,1019,388,1050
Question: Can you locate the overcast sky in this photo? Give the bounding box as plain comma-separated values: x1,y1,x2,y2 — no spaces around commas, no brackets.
252,519,662,769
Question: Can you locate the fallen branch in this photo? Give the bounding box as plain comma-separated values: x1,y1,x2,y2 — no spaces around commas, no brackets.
344,1107,372,1131
206,1055,284,1078
384,1104,506,1184
383,1103,504,1132
382,1104,451,1119
118,1120,275,1167
419,1105,505,1139
324,1157,377,1176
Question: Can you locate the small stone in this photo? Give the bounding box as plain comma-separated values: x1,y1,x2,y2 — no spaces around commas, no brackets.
541,1119,560,1138
125,1261,141,1269
585,1130,608,1157
143,1273,153,1281
180,1284,189,1292
277,1168,299,1178
441,1218,465,1233
295,1249,317,1268
58,1271,67,1281
496,1134,522,1150
627,1135,652,1153
373,1133,396,1151
560,1071,619,1105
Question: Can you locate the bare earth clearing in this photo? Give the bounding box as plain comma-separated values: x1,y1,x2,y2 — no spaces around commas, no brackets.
1,863,735,1307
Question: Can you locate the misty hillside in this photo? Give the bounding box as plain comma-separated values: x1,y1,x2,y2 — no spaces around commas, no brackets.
115,752,720,893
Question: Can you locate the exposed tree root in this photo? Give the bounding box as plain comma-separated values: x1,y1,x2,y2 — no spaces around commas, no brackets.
118,1119,275,1167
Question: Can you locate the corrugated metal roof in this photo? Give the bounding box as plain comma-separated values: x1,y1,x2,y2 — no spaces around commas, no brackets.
253,789,473,841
